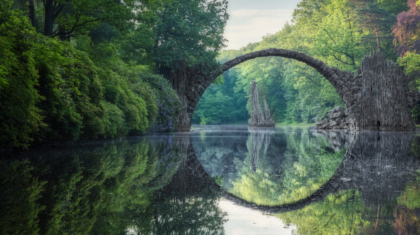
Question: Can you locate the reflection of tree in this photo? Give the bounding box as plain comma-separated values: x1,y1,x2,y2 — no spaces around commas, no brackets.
143,144,228,234
192,127,249,189
0,160,46,235
393,171,420,235
277,190,370,235
276,181,420,235
150,193,227,235
274,133,420,235
0,137,182,234
230,128,345,206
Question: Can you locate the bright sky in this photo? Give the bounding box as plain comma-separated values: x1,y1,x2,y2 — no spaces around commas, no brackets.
224,0,302,50
219,199,297,235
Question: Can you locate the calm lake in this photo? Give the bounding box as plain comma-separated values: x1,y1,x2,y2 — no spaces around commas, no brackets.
2,125,420,234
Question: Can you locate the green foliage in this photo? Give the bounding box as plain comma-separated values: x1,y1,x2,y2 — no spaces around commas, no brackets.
55,0,134,39
228,130,345,206
311,0,368,72
276,170,420,235
1,138,183,234
145,0,229,72
140,73,182,132
0,159,46,235
200,116,207,126
0,1,44,148
193,69,248,124
378,0,409,14
350,0,397,55
0,1,180,148
397,52,420,89
277,190,372,235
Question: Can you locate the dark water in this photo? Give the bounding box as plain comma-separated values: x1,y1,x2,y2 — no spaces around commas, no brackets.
2,125,420,235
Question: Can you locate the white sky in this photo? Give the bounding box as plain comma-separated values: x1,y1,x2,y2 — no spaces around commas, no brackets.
219,199,297,235
224,0,302,50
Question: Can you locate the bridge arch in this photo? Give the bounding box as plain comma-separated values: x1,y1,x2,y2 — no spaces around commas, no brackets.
171,49,418,131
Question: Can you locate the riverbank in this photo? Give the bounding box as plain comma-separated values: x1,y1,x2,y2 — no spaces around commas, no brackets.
276,122,315,127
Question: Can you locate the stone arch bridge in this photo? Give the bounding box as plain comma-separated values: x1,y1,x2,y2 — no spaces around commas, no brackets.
169,49,420,131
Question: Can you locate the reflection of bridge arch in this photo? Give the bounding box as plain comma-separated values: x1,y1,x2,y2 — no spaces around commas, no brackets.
174,49,419,131
169,131,420,213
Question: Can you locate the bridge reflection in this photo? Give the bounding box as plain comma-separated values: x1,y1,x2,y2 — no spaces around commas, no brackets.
167,129,420,213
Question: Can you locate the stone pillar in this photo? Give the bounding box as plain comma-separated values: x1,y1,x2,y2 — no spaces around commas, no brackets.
345,54,416,131
249,80,275,127
168,65,214,132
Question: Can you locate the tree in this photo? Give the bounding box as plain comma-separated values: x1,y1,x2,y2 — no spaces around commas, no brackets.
200,116,207,128
377,0,408,15
292,0,331,25
392,0,420,55
41,0,134,39
350,0,395,53
142,0,229,75
311,0,368,72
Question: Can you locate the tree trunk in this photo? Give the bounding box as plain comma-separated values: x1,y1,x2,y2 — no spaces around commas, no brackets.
44,0,54,37
29,0,35,28
57,25,67,41
374,26,381,53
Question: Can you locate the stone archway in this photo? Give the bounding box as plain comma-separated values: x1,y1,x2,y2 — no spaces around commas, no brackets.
169,49,420,131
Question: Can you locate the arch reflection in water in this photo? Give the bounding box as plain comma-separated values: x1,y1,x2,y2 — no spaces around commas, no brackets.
193,126,347,206
191,126,420,234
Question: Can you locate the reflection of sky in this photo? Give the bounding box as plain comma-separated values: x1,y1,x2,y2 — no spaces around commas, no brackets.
218,199,296,235
224,0,301,50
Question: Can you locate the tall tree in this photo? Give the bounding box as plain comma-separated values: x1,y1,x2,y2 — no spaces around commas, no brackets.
142,0,229,76
28,0,35,27
41,0,134,39
311,0,367,72
292,0,331,25
377,0,408,15
350,0,395,53
392,0,420,55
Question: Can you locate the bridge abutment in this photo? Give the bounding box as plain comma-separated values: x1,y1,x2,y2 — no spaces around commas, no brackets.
333,53,419,131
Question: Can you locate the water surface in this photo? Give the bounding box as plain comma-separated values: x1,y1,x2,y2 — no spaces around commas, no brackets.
2,125,420,234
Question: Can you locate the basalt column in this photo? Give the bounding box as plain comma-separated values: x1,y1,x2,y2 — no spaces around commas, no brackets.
343,53,420,131
249,80,275,127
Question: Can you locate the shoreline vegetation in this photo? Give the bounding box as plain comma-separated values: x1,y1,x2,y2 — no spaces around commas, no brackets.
1,0,228,150
276,122,315,127
0,0,182,149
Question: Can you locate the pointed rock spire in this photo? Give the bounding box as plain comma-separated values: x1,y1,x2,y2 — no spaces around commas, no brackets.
249,80,275,127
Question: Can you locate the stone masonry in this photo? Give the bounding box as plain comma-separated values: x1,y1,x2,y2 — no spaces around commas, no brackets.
169,49,420,131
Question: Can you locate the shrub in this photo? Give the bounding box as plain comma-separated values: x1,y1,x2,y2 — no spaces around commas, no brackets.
0,1,44,148
140,73,182,132
0,0,180,148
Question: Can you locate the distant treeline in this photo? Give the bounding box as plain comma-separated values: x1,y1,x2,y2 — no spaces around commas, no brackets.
194,0,420,124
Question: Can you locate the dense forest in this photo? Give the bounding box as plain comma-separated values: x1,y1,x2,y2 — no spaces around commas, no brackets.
0,0,227,148
194,0,420,125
